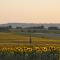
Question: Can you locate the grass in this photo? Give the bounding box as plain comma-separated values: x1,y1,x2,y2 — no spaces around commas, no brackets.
0,32,59,47
0,32,29,40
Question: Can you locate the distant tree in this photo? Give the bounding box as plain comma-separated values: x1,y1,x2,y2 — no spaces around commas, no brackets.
0,26,9,32
8,25,12,29
16,27,22,29
48,26,59,30
40,25,44,29
26,25,45,29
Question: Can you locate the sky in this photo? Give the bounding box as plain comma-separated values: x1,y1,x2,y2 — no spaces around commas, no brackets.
0,0,60,24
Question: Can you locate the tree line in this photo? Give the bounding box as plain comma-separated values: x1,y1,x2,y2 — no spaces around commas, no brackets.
0,25,60,32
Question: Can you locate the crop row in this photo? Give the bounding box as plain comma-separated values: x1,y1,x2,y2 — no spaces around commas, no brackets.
0,46,59,60
0,46,59,53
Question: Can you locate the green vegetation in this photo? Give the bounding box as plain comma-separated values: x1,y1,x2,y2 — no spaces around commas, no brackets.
0,32,59,60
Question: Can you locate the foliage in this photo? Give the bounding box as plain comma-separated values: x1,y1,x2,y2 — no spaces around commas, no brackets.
0,46,59,60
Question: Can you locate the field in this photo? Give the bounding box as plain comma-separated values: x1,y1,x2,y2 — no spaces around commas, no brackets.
0,32,60,46
0,32,60,60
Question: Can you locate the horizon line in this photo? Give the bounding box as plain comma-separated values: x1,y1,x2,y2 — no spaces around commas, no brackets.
0,22,60,24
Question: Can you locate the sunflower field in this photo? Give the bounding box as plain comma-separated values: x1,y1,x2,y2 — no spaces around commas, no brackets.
0,46,59,60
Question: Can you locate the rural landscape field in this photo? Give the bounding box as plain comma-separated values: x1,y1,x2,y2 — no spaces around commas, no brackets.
0,24,60,60
0,0,60,60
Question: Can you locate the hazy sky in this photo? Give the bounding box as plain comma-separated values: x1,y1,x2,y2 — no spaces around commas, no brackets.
0,0,60,24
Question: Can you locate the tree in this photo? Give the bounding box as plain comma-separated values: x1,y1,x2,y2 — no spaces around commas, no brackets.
40,25,44,29
48,27,59,30
8,25,12,29
16,27,22,29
